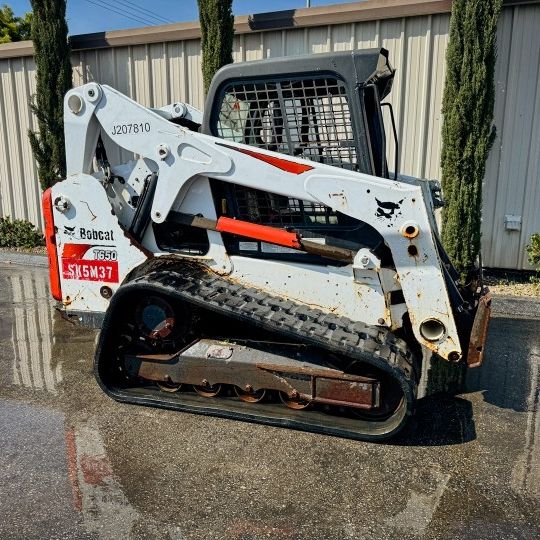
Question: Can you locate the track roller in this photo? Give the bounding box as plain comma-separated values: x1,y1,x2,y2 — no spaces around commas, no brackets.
157,380,182,393
193,382,222,398
279,392,311,410
235,386,266,403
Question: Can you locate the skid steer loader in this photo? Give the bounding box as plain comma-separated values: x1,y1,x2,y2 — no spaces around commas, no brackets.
43,49,491,441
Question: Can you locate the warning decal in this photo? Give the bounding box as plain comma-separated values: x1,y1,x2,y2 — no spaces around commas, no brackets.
62,259,119,283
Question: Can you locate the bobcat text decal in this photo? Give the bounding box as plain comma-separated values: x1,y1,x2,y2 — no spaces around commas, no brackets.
62,227,115,241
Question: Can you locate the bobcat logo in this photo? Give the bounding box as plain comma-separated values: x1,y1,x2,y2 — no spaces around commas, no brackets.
375,198,404,220
63,225,76,238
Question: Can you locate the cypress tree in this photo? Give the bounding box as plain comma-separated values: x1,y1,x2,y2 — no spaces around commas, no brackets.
440,0,502,279
198,0,234,94
28,0,72,190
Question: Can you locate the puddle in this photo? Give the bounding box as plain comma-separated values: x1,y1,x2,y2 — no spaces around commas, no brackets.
1,264,539,539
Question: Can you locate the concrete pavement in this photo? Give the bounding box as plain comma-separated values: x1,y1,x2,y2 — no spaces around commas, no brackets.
0,263,539,540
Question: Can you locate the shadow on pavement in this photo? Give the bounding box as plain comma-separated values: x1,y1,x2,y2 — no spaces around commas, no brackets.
465,316,539,413
393,394,476,446
395,307,540,447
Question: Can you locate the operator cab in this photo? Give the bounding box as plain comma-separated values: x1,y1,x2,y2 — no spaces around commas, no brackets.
154,48,398,265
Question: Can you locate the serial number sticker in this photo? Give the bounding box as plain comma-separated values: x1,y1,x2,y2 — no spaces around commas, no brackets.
62,259,119,283
112,122,151,136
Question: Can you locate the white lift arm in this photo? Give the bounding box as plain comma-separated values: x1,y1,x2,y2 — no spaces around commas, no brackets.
63,83,462,360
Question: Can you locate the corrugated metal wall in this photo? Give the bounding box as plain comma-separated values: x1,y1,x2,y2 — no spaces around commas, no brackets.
482,3,540,270
0,55,41,229
0,4,538,269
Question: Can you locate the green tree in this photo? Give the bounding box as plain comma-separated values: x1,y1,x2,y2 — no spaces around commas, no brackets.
28,0,72,190
198,0,234,94
440,0,502,279
0,4,32,43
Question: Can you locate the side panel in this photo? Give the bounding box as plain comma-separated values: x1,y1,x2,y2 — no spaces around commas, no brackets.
229,256,387,325
50,174,148,313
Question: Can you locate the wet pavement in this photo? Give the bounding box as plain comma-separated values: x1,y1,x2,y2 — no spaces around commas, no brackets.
0,263,539,540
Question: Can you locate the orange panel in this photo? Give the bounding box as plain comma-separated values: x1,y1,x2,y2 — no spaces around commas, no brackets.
42,188,62,301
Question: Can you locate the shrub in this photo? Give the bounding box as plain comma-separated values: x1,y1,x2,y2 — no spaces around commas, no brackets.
526,233,540,269
0,217,45,249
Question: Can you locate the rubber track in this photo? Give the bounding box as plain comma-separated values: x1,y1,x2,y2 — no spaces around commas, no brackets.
95,264,418,441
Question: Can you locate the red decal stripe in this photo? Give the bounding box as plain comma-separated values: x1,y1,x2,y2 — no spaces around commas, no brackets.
62,259,119,283
63,243,93,259
42,189,62,301
217,142,314,175
216,216,302,249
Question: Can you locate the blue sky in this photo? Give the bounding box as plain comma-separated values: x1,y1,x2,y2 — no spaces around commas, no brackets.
7,0,361,36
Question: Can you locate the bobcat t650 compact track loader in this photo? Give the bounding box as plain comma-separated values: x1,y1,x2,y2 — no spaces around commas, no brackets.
43,49,492,441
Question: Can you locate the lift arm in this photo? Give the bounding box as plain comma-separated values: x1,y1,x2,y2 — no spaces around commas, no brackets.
63,83,463,361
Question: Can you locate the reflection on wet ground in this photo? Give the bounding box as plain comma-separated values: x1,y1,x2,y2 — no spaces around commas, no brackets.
0,263,539,540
